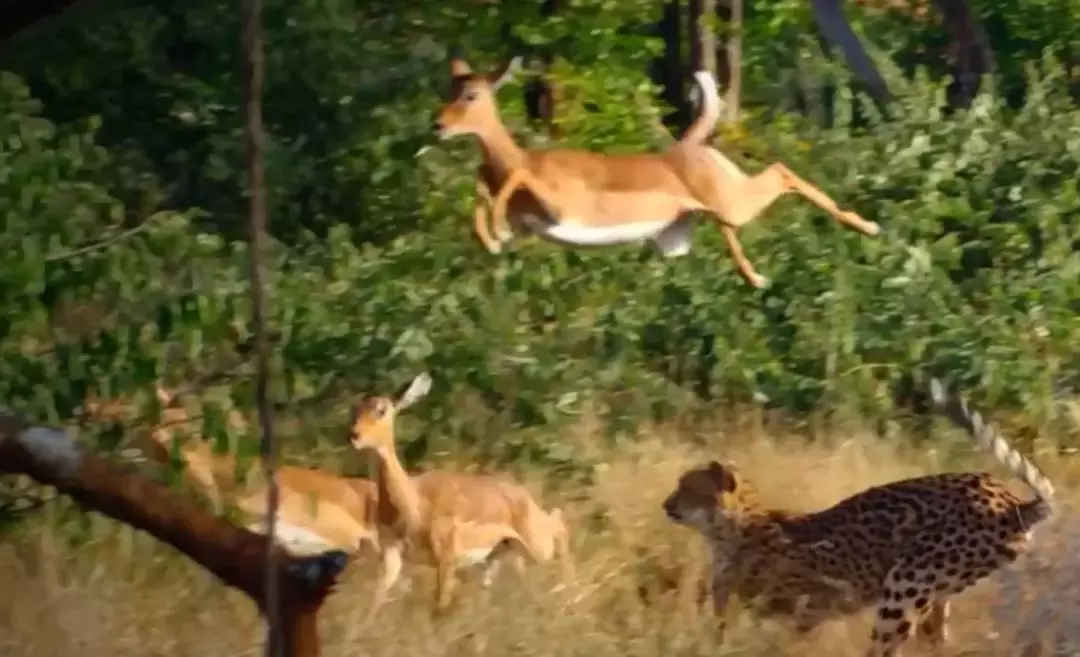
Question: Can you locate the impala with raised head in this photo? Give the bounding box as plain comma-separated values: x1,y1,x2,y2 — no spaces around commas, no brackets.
347,372,572,616
435,54,881,288
83,383,379,556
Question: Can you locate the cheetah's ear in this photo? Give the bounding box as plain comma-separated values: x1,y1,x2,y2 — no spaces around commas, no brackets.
706,461,737,492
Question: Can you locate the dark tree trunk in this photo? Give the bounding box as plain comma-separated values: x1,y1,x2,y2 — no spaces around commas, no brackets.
808,0,893,110
650,1,687,131
523,0,561,137
930,0,994,109
793,28,842,127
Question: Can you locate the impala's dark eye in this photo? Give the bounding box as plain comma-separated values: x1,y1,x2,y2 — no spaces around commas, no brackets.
463,90,478,102
371,400,387,418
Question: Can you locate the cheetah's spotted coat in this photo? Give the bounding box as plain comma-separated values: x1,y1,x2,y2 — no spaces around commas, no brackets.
663,379,1056,657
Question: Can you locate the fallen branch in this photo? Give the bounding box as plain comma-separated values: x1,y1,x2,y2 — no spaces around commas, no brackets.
0,414,348,657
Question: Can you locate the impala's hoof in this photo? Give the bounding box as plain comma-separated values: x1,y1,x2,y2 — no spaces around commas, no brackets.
747,274,770,290
432,605,455,620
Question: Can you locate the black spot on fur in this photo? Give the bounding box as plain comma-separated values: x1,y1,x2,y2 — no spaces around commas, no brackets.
879,606,905,620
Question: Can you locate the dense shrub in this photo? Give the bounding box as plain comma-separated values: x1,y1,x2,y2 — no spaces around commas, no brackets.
1,0,1079,476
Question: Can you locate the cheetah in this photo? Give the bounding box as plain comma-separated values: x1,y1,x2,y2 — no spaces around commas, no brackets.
662,378,1056,657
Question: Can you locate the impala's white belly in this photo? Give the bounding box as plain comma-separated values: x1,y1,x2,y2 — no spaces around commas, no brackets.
522,215,672,246
457,546,497,567
247,520,338,556
520,213,697,258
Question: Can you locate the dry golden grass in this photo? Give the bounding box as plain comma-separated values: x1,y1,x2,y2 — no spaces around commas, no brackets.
2,418,1080,657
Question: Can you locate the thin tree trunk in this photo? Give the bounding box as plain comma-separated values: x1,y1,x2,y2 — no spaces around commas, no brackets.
689,0,718,77
717,0,742,123
524,0,561,137
240,0,285,651
689,0,718,141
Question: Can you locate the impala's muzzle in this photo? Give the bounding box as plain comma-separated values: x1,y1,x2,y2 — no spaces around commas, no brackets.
348,429,365,450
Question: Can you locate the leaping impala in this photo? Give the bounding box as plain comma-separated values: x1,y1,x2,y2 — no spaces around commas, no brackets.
346,372,572,617
434,55,881,288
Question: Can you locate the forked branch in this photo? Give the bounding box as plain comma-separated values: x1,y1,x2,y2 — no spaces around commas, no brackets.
0,415,347,657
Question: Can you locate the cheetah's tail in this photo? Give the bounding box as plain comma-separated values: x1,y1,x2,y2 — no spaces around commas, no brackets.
929,378,1056,524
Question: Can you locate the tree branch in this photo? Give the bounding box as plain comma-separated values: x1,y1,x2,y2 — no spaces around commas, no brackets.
45,214,163,263
0,415,347,657
808,0,893,109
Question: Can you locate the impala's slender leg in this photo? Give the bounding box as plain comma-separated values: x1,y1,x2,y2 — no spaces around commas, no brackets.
365,541,404,622
720,225,768,289
765,163,880,236
491,168,571,239
482,179,514,244
434,557,458,614
685,151,877,286
472,179,503,254
480,554,504,588
713,161,880,236
490,169,529,241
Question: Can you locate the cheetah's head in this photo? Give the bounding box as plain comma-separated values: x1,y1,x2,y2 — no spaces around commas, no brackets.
662,460,742,530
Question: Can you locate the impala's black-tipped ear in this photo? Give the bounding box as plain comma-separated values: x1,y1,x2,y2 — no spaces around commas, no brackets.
488,56,523,91
449,48,472,78
395,372,433,411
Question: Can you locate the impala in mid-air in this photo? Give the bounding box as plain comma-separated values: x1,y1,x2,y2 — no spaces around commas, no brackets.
434,54,881,289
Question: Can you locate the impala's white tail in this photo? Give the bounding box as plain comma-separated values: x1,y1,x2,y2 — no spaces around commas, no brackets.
930,378,1055,525
681,71,722,146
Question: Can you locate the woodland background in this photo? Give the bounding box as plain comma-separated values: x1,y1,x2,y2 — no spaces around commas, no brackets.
2,0,1079,476
3,0,1080,655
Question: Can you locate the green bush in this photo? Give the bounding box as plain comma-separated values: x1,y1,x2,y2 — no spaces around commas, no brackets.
1,0,1079,480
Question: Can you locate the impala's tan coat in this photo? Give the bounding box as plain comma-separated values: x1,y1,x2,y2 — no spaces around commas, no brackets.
82,384,378,556
436,56,881,288
347,373,572,616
